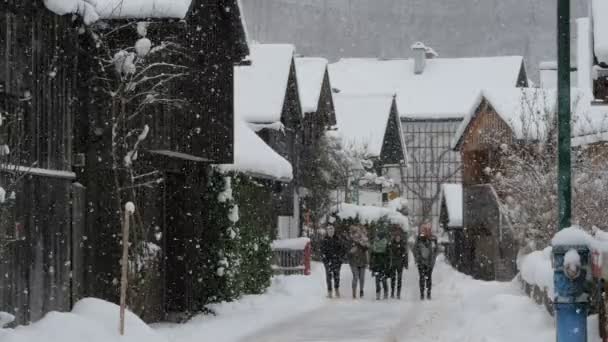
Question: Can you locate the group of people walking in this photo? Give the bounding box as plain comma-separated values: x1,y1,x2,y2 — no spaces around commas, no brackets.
320,223,438,301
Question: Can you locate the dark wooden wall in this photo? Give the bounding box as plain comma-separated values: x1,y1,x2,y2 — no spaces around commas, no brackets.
0,1,82,325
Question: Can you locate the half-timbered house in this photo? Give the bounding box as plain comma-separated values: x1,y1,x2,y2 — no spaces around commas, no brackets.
329,45,528,230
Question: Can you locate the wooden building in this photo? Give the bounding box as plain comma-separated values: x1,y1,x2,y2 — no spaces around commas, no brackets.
1,0,249,324
294,57,336,232
0,0,80,325
439,183,465,271
332,94,407,206
235,44,304,238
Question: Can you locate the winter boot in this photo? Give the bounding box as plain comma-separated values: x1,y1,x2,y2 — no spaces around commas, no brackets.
383,290,389,300
397,293,401,300
327,290,333,299
376,292,381,300
420,291,425,300
335,288,341,298
360,290,364,298
427,291,431,300
352,288,357,299
390,289,395,299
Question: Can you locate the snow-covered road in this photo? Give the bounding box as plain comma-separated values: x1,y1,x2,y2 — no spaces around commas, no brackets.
4,258,600,342
241,257,558,342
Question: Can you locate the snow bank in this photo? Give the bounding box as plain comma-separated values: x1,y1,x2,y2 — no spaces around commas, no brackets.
440,183,462,228
333,93,394,157
154,263,326,342
44,0,192,24
295,57,329,114
332,202,409,231
593,0,608,65
0,298,168,342
235,44,295,124
519,247,554,297
216,119,293,181
271,237,310,250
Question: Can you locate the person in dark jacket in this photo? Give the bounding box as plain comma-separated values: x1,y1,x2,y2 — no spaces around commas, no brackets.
370,230,391,300
388,229,409,299
414,223,438,300
348,225,369,299
321,225,346,298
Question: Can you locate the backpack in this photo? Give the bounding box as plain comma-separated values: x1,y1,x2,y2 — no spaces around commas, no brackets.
372,238,388,254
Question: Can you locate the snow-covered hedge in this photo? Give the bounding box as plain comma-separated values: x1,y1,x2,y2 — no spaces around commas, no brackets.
519,247,554,298
330,202,410,232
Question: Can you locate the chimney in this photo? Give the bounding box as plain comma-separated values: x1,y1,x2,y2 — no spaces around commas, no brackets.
412,42,427,74
539,61,558,88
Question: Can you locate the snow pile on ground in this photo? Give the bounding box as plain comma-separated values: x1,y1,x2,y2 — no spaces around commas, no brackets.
216,119,293,181
519,247,554,297
394,256,556,342
44,0,191,24
332,202,410,231
0,298,168,342
271,237,310,250
154,263,326,342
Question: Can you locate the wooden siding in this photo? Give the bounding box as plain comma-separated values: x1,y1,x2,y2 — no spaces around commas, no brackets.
0,1,80,325
1,1,78,171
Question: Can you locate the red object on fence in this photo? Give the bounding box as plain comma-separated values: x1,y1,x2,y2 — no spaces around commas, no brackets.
304,241,312,275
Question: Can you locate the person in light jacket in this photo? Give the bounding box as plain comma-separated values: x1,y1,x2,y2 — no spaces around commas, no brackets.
348,225,369,299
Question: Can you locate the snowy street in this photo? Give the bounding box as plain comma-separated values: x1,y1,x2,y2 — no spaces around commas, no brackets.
238,257,558,342
3,257,601,342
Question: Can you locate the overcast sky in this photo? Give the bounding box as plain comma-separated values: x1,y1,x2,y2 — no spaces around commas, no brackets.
241,0,588,80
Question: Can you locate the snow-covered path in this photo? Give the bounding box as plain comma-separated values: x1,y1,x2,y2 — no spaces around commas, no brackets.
241,257,559,342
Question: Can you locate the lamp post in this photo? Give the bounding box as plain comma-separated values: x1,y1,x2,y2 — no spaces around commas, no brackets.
553,1,588,341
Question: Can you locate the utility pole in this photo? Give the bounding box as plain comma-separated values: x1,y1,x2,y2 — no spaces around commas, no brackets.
553,1,588,341
557,0,571,231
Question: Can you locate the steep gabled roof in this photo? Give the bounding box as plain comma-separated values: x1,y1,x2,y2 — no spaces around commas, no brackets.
333,94,395,158
452,87,608,149
235,44,295,124
295,57,329,114
217,118,293,181
328,56,525,120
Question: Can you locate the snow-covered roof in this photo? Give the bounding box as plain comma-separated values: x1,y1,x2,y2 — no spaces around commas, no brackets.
333,94,394,158
44,0,192,24
235,44,295,124
271,237,310,250
216,119,293,181
295,57,329,114
328,56,524,120
332,202,410,231
593,0,608,65
440,184,463,228
452,87,608,149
